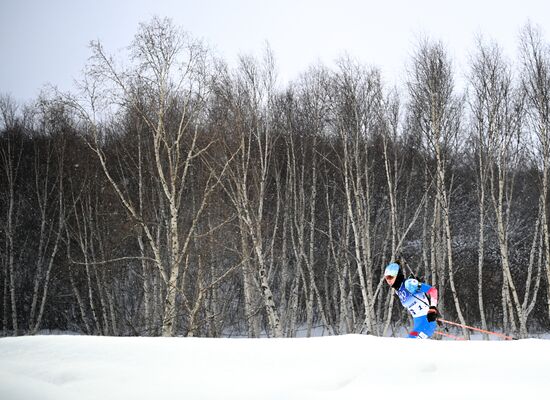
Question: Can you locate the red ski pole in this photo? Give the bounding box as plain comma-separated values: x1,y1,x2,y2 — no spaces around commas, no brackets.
436,318,515,340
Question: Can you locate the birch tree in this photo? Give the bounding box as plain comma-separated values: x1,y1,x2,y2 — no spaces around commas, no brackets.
28,104,67,334
0,96,24,335
468,39,497,338
332,59,384,334
469,39,528,336
520,23,550,328
286,67,334,336
407,40,468,336
71,17,224,336
217,49,284,337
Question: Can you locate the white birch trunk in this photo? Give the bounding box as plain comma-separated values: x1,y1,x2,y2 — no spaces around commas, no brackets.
30,202,63,334
68,265,91,334
477,183,489,339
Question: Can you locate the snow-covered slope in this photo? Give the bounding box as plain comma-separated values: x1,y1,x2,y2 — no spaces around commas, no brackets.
1,334,548,399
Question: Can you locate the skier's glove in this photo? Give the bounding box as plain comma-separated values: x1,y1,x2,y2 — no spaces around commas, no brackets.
427,306,438,322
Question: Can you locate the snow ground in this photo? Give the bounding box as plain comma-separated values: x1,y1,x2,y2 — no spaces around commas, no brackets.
0,334,549,400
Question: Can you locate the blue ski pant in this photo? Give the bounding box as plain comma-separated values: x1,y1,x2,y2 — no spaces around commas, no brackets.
408,316,437,339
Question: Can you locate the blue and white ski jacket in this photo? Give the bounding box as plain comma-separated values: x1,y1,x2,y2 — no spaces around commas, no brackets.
395,278,438,318
394,278,439,338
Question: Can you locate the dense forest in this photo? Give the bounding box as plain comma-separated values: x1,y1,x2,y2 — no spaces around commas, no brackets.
1,17,550,338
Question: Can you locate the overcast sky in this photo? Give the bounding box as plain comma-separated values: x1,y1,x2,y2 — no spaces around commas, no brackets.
1,0,549,103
